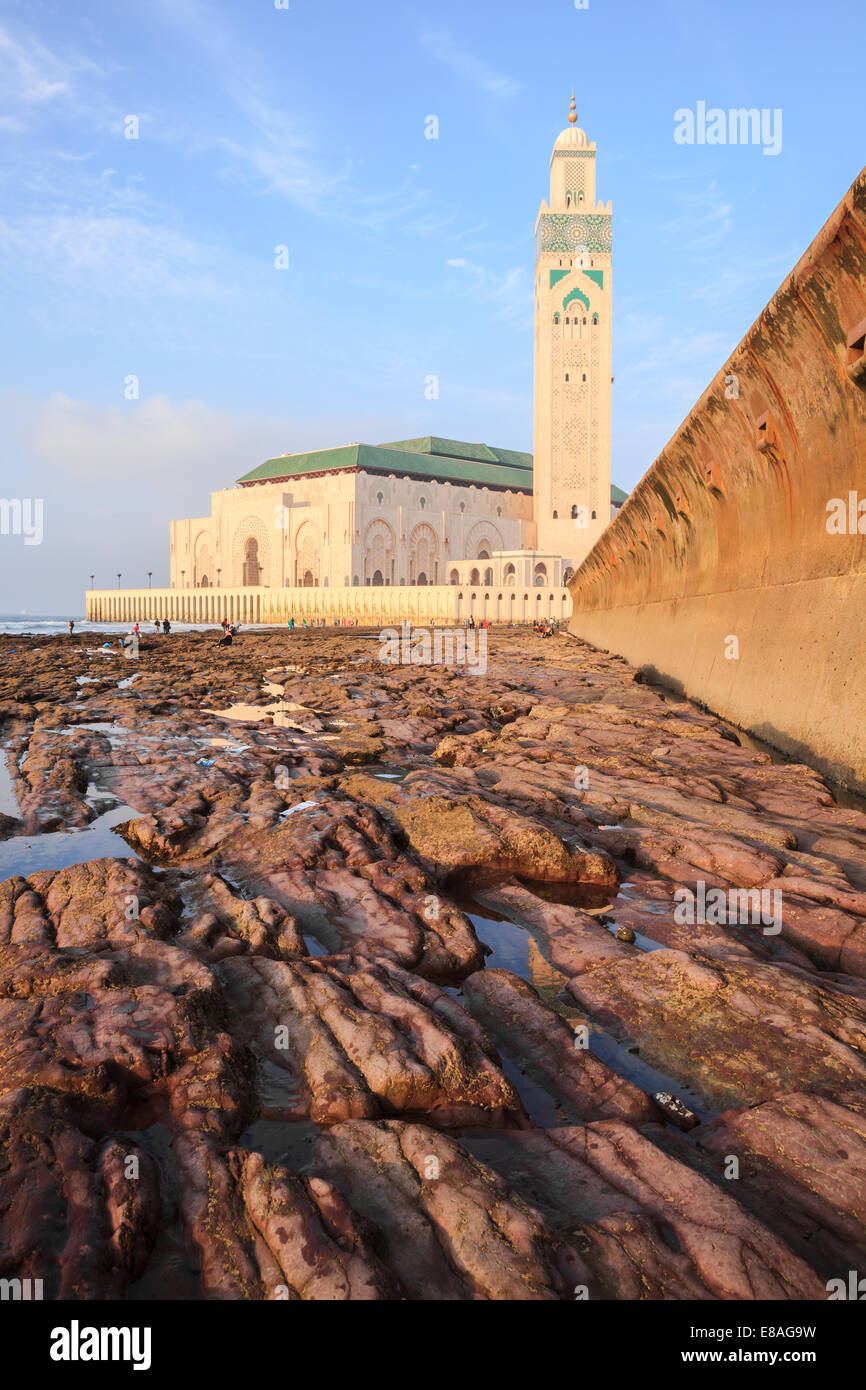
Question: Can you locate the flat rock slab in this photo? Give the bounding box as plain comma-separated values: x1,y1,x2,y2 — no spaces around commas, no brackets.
569,947,866,1111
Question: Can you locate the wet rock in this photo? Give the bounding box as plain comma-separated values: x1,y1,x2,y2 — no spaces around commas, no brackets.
652,1091,700,1130
345,773,616,885
696,1088,866,1277
473,878,633,975
462,968,656,1125
570,947,866,1111
0,1089,160,1299
221,954,525,1128
314,1120,583,1299
173,1132,395,1299
465,1122,825,1300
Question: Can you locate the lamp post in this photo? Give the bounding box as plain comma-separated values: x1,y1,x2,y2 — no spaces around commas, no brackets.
147,571,152,589
117,573,122,588
90,574,94,589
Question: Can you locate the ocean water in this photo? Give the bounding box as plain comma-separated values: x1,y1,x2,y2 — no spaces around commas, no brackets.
0,615,275,637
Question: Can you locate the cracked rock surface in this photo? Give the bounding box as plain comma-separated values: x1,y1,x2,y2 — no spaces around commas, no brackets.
1,625,864,1299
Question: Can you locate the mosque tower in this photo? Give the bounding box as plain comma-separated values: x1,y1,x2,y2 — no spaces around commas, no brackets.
533,95,613,569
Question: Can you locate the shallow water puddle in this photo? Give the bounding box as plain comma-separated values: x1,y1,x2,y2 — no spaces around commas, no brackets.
587,1030,713,1124
239,1118,320,1172
0,803,142,879
448,876,709,1125
280,801,318,819
463,903,541,977
302,932,328,957
0,753,20,818
203,700,283,723
604,922,666,952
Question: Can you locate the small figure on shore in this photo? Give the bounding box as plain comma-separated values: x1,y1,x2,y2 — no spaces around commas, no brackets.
468,615,476,630
67,619,74,636
218,630,232,646
153,620,160,633
288,616,294,630
162,618,171,634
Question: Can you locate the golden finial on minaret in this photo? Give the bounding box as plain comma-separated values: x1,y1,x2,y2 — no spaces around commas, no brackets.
568,90,577,125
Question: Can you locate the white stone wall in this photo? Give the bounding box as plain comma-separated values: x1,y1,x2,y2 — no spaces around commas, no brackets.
87,584,572,627
171,469,533,594
353,472,530,587
170,472,356,591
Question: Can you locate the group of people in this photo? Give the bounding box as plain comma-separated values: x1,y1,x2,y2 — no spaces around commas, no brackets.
534,620,557,638
218,617,240,646
286,617,358,629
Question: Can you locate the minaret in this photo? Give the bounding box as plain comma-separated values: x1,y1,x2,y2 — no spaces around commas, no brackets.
533,95,612,570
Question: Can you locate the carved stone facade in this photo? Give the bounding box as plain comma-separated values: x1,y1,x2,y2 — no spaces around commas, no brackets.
533,98,613,567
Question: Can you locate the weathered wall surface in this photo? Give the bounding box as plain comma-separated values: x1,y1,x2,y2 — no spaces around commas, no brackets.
569,167,866,792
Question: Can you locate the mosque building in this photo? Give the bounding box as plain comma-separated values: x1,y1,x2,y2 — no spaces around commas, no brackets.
88,99,626,627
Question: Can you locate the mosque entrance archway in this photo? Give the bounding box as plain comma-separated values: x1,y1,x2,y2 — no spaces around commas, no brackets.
243,538,262,586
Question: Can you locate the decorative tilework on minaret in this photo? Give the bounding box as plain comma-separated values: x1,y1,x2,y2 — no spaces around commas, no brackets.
533,95,613,569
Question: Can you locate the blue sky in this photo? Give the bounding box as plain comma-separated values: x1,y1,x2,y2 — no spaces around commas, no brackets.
2,0,864,610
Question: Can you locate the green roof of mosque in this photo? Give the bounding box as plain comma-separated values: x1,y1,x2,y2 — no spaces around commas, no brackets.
237,435,628,504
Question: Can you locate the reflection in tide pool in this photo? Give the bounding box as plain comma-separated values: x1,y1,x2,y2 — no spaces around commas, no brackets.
0,803,142,879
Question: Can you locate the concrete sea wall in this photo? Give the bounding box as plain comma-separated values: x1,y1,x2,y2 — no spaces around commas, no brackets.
568,166,866,792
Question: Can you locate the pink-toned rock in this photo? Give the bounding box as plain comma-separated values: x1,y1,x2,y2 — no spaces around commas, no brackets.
462,967,656,1125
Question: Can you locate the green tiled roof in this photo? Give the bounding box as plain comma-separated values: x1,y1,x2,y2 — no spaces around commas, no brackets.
237,434,626,504
379,436,532,470
238,438,534,492
611,483,629,504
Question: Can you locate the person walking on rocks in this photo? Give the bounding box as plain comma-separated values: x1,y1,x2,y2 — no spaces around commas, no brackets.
67,619,74,636
162,618,171,634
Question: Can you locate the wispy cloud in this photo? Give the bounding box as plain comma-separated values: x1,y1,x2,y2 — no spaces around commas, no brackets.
658,181,733,250
0,21,109,130
444,258,531,323
690,253,795,307
0,213,232,302
420,30,521,99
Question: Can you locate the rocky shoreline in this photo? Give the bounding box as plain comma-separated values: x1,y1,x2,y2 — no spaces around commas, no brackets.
0,625,864,1300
